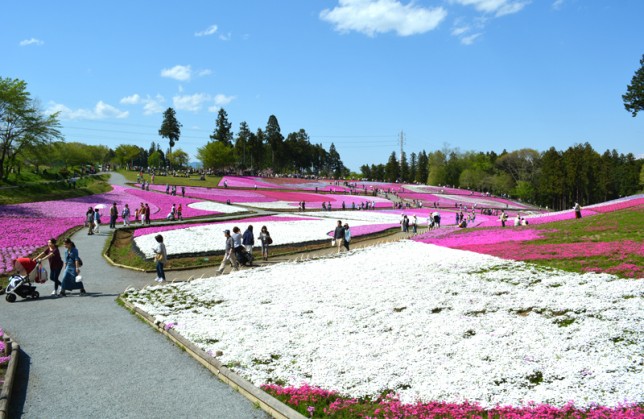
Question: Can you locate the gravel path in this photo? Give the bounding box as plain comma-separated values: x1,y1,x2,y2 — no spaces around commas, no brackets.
0,173,268,418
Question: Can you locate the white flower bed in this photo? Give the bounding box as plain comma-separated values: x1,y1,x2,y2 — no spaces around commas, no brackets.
240,201,298,209
133,216,383,258
187,201,248,213
123,241,644,408
300,210,429,225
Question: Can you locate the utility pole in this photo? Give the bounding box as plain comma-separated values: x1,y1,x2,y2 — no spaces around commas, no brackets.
399,130,405,162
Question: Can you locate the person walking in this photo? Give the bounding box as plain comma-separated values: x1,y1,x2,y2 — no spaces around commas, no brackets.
343,223,351,252
242,225,254,257
333,220,345,254
144,203,151,225
86,207,95,235
500,210,508,227
258,226,272,261
109,202,118,229
59,238,86,296
122,204,131,227
177,204,183,221
152,234,167,282
34,238,63,295
93,208,102,234
217,230,239,274
574,202,582,219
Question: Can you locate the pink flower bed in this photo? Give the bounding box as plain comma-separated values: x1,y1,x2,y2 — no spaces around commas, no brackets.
0,327,11,366
457,240,644,261
415,228,547,247
262,384,644,419
0,186,221,275
219,176,407,193
146,184,269,202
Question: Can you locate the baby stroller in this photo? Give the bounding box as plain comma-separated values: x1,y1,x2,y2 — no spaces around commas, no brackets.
234,247,253,266
5,258,46,303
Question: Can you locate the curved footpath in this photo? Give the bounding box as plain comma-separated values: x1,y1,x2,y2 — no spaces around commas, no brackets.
0,173,268,418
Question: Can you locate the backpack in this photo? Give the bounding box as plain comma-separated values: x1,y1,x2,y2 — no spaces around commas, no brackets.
266,236,273,245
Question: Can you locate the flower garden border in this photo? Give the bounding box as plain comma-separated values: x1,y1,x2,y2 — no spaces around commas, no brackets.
117,297,306,419
0,333,19,419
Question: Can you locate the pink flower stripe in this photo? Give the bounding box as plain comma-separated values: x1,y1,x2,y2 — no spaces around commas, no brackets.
219,176,410,193
262,384,644,418
0,185,223,274
414,227,547,247
132,215,315,238
146,184,266,201
456,240,644,261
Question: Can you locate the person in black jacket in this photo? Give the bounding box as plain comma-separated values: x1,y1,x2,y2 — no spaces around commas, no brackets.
333,220,345,254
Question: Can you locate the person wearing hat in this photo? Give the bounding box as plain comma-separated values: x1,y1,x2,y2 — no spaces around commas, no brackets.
217,229,239,274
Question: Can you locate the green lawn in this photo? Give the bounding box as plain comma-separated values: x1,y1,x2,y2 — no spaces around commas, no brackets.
0,174,112,205
118,169,222,188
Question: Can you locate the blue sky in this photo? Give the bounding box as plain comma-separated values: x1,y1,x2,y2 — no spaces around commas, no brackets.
2,0,643,171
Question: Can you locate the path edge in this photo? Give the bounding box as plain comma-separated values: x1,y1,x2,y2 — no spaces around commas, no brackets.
118,297,306,419
0,336,19,419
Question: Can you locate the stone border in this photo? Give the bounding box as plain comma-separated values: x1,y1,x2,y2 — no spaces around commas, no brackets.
0,335,19,419
118,297,306,419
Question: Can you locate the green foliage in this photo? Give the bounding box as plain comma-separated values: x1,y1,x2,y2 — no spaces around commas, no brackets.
210,108,233,146
158,107,181,153
197,141,234,169
167,148,189,169
0,77,63,179
623,54,644,117
148,150,162,169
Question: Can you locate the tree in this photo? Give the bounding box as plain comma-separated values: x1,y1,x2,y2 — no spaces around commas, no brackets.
148,150,162,168
167,148,189,169
385,151,400,182
158,107,181,157
400,152,410,183
211,108,233,146
327,143,346,178
197,141,234,170
265,115,284,169
114,144,142,169
623,54,644,117
427,151,447,185
409,152,417,183
234,121,252,167
0,77,62,179
416,150,429,184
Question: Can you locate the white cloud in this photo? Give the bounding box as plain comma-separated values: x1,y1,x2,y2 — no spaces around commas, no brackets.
161,65,192,81
320,0,447,37
460,32,482,45
214,94,235,106
120,94,141,105
552,0,565,10
142,95,166,115
219,32,232,41
195,24,218,37
450,0,530,17
19,38,44,47
197,69,213,77
119,94,166,115
173,93,210,112
45,101,128,120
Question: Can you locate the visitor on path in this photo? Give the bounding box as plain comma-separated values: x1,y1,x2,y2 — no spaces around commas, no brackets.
334,220,345,253
59,238,86,296
93,208,102,234
242,225,254,256
86,207,95,235
343,224,351,252
258,226,271,261
144,203,151,225
153,234,167,282
181,186,185,197
217,230,239,274
34,238,63,295
433,211,441,229
109,202,118,229
500,210,508,227
412,215,418,233
177,204,183,221
166,204,176,221
574,202,582,219
122,204,131,226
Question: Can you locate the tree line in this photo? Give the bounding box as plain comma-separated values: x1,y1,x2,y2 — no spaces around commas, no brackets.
360,145,643,210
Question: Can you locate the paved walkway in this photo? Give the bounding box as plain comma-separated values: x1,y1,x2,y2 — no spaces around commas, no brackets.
0,173,268,418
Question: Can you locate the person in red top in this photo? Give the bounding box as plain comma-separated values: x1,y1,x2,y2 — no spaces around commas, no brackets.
35,238,64,295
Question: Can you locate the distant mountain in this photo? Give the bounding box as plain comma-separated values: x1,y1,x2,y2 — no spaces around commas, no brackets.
188,161,202,169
